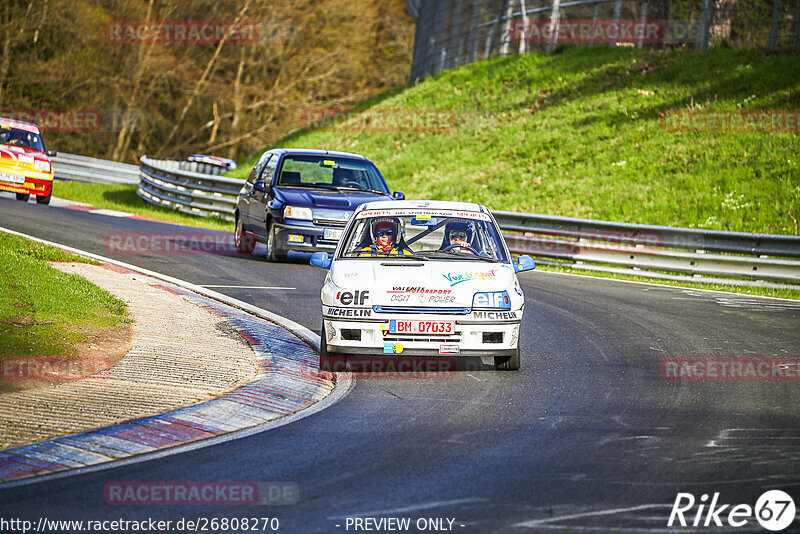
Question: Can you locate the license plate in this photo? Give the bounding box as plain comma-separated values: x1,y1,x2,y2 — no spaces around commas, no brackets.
324,228,343,240
0,172,25,184
389,319,455,335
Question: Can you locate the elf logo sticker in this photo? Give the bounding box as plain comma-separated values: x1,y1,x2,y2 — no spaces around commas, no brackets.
336,290,369,305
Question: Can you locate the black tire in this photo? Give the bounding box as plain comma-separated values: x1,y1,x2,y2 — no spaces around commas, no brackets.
15,193,30,202
234,214,254,254
266,221,287,262
36,190,51,205
496,344,521,371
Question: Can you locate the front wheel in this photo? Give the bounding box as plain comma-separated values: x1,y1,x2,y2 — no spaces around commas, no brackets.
266,221,287,262
15,193,30,202
495,344,521,371
36,190,51,205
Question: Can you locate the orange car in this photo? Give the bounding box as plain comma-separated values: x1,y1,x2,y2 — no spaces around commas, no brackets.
0,117,55,205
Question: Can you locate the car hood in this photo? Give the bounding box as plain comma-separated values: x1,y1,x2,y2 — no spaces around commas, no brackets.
330,259,517,308
274,187,391,211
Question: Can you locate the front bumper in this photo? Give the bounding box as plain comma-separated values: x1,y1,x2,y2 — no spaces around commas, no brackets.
273,221,341,253
0,174,53,197
323,312,521,364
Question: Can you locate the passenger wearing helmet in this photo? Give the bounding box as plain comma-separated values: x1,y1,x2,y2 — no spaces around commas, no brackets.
359,218,412,257
441,220,477,255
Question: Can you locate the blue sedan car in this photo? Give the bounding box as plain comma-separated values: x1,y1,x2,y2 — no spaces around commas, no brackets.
235,148,403,261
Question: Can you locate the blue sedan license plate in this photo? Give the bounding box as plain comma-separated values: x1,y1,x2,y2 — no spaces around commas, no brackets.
324,228,343,240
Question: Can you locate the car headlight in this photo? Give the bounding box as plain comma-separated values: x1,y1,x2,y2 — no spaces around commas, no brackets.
472,291,511,309
34,160,51,173
284,205,313,220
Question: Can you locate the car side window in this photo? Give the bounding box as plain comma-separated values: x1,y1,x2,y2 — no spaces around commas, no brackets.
261,154,279,184
247,153,272,185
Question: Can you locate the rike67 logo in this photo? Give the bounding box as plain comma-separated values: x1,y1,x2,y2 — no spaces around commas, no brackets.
668,490,796,531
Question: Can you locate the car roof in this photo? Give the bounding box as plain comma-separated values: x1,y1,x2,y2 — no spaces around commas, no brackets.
0,117,41,134
268,148,369,161
357,199,488,213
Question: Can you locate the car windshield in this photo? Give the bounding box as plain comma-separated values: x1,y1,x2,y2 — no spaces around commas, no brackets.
0,127,45,152
339,212,509,263
276,155,389,194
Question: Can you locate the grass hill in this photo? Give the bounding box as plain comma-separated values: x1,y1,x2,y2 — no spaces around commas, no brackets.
229,46,800,235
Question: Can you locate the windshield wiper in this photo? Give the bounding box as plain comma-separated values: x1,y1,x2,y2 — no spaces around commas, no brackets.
333,186,387,195
344,253,428,260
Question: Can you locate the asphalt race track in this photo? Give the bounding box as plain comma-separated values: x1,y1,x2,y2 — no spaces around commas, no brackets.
1,196,799,532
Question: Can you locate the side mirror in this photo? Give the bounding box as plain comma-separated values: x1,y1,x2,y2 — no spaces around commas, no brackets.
310,251,332,269
514,255,536,273
46,150,57,157
253,180,266,192
393,191,405,200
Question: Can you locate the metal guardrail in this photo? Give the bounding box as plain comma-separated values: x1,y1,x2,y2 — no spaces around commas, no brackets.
495,210,800,285
137,156,244,221
133,157,799,285
51,152,139,184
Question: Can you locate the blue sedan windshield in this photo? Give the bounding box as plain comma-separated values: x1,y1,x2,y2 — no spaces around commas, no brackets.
276,155,389,194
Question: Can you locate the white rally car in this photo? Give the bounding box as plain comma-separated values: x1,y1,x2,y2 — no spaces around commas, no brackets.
310,200,535,371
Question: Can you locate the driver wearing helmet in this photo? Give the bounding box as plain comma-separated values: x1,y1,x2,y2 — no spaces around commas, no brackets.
441,220,477,255
359,218,412,257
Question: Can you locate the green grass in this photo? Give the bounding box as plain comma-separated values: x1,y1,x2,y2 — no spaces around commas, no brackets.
0,232,129,359
54,182,232,231
231,46,800,235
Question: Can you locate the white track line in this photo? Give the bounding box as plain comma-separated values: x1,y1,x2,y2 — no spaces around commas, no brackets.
200,285,296,289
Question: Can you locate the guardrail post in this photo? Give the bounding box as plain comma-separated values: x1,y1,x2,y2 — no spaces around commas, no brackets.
431,1,446,75
468,0,482,63
422,0,437,79
484,0,509,59
769,0,782,51
452,0,465,68
546,0,561,53
410,4,424,82
637,1,649,49
612,0,623,46
410,0,433,82
697,0,714,52
518,0,529,55
499,0,515,55
795,0,800,50
590,2,599,46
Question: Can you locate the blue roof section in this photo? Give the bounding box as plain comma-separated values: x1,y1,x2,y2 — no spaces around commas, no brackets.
269,147,369,160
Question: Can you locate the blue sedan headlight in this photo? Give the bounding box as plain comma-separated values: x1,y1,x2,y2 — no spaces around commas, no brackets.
472,291,511,309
